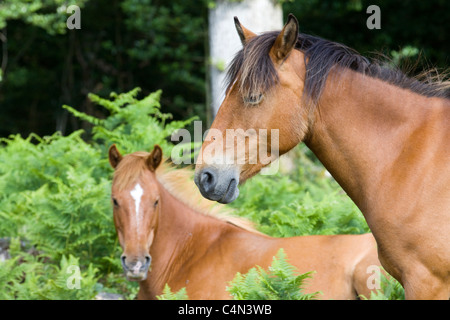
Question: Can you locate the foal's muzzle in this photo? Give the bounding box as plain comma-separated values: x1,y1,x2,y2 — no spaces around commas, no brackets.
194,166,240,204
121,254,151,281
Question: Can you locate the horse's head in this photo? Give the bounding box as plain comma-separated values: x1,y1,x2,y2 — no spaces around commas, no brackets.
195,14,308,203
109,144,163,281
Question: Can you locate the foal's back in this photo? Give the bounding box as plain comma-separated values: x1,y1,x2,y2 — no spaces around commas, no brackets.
172,228,380,300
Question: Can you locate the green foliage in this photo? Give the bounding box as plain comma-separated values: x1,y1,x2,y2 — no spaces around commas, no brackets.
156,284,189,300
259,193,368,237
227,249,320,300
23,166,113,264
0,0,89,34
0,130,110,244
0,238,98,300
63,87,197,155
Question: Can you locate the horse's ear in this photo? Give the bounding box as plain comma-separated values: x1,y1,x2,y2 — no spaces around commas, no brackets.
271,13,299,63
234,16,257,46
108,144,123,169
147,145,163,172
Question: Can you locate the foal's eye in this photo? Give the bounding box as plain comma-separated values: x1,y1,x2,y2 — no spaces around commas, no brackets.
153,199,159,207
243,93,263,105
112,198,119,207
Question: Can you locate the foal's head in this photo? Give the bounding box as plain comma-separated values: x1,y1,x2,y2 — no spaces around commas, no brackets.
195,14,308,203
109,145,163,281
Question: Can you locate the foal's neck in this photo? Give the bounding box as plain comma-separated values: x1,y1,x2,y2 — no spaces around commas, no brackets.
144,182,228,296
305,69,445,219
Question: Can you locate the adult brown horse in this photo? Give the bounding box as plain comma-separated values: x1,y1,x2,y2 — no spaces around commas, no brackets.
194,15,450,299
108,145,382,300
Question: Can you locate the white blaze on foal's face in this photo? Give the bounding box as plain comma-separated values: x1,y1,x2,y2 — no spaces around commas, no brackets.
130,183,144,233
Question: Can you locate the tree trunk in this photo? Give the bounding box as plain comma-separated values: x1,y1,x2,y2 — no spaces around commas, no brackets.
208,0,282,118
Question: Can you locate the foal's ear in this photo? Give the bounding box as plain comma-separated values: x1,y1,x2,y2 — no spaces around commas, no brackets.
234,16,257,46
108,144,123,169
147,145,163,172
271,13,299,63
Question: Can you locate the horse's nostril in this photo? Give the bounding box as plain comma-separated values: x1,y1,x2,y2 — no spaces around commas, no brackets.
200,169,216,193
121,255,127,268
229,178,237,189
201,171,212,184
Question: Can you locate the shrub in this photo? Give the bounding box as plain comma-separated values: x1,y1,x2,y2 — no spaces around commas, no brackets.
62,88,196,155
0,238,98,300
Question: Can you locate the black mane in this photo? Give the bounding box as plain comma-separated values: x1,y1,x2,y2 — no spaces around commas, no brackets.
225,31,450,103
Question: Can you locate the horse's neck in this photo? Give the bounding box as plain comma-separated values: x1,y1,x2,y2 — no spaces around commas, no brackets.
305,69,446,218
145,184,228,295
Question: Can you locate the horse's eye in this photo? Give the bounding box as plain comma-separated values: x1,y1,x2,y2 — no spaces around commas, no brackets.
154,199,159,207
243,93,263,105
112,198,119,207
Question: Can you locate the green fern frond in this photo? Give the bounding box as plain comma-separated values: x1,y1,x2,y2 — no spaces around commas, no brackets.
227,249,320,300
157,284,189,300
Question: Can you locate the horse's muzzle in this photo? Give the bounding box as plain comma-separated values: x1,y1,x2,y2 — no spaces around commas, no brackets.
121,254,151,281
194,166,240,204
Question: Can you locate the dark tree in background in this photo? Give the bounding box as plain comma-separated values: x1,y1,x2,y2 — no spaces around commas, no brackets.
0,0,448,138
284,0,449,68
0,0,208,137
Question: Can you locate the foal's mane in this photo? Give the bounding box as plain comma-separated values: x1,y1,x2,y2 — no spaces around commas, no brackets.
226,31,450,103
112,152,260,234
